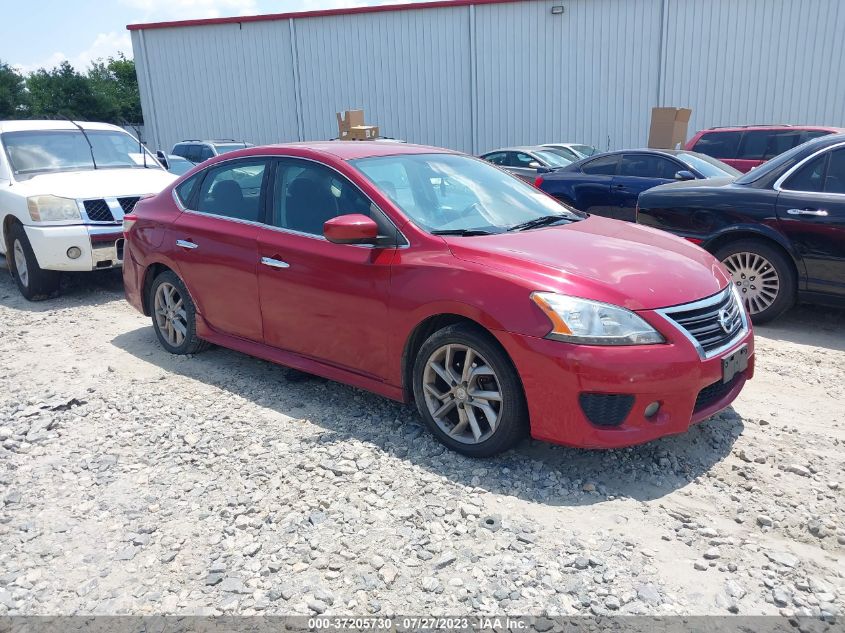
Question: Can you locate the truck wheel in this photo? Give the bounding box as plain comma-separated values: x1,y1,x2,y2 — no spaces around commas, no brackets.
715,239,796,324
8,223,60,301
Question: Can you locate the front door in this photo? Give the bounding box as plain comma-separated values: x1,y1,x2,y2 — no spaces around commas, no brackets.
776,146,845,297
169,158,270,341
609,153,677,221
256,157,397,379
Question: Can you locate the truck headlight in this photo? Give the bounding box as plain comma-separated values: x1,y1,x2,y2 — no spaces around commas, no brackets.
27,195,81,222
531,292,665,345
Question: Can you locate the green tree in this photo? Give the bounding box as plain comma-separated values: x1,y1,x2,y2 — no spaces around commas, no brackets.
0,61,28,118
27,60,118,122
87,54,142,124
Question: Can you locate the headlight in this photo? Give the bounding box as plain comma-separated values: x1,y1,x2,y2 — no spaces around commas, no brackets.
531,292,665,345
27,195,81,222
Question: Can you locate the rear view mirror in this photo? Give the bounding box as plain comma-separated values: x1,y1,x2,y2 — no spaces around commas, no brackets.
155,150,169,170
528,161,542,169
324,214,379,245
674,170,695,181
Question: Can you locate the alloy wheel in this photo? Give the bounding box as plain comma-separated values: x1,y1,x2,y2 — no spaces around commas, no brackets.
721,251,780,315
422,343,502,445
13,239,28,288
154,282,188,347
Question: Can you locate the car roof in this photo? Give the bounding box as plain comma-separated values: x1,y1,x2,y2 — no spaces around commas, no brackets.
482,146,549,155
224,141,459,161
0,120,127,134
699,125,845,133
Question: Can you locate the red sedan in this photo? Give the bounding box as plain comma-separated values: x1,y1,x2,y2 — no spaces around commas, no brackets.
123,142,754,457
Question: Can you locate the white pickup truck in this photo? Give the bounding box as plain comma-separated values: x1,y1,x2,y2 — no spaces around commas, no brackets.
0,120,176,300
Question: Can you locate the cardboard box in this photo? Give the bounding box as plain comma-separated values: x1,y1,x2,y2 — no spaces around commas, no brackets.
648,107,692,149
347,125,379,141
337,110,366,139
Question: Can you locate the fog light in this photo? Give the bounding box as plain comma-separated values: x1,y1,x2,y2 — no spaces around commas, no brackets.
644,401,661,418
67,246,82,259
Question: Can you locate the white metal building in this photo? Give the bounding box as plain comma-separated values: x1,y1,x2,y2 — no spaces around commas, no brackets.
130,0,845,155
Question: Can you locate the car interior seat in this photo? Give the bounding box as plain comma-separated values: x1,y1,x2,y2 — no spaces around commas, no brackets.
286,177,338,234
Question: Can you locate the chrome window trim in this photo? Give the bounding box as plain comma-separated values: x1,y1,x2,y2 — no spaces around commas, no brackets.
654,285,749,360
170,153,409,249
773,140,845,195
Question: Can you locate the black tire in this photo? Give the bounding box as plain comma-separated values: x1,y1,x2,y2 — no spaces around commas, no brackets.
7,223,60,301
714,238,796,324
149,270,210,355
412,324,528,457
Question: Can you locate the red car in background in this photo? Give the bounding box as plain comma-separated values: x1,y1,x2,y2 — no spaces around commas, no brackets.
123,142,754,457
686,125,845,173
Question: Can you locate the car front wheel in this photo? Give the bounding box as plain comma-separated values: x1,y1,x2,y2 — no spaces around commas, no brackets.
8,223,60,301
715,239,796,324
412,324,527,457
149,270,209,355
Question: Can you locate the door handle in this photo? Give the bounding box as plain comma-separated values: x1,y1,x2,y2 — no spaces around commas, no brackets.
176,239,198,250
787,208,828,217
261,257,290,269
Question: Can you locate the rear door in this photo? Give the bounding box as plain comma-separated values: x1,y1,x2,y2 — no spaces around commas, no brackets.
610,153,679,221
776,146,845,297
170,157,270,341
569,154,619,216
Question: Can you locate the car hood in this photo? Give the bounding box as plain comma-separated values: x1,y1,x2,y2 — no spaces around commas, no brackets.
444,216,730,311
11,168,177,199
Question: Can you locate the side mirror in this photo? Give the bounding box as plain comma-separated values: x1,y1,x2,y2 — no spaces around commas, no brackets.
324,214,379,245
155,150,169,170
528,161,542,169
674,170,695,181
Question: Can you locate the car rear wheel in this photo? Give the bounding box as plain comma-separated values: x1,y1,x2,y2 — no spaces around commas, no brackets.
412,324,527,457
8,223,60,301
715,239,795,324
149,270,209,355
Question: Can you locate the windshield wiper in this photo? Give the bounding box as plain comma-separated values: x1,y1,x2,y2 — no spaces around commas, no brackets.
58,113,98,170
507,214,570,232
431,228,496,236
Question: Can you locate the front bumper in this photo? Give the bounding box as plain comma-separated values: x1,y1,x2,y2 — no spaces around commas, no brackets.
495,322,754,449
24,225,124,272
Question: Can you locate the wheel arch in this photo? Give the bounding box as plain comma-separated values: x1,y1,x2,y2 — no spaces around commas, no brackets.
702,227,802,283
140,261,176,316
400,312,518,403
2,214,22,252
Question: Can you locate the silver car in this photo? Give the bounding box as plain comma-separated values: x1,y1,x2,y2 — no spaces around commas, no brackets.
479,146,574,182
542,142,599,161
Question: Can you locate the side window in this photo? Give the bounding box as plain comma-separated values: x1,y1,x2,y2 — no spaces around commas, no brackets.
185,145,203,163
172,144,188,159
514,153,537,167
783,155,826,193
824,149,845,194
195,159,268,222
693,131,741,159
581,155,619,176
737,130,774,161
271,159,373,236
483,152,508,166
175,172,203,207
619,155,679,179
199,145,215,161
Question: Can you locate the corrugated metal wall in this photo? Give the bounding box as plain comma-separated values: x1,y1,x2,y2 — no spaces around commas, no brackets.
132,0,845,155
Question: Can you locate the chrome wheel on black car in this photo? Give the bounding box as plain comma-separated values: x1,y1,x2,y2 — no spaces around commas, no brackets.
715,239,796,324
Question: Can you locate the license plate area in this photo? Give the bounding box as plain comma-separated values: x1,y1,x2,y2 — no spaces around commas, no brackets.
722,344,748,383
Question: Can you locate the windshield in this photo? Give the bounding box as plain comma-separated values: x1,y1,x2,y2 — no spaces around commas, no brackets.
212,143,248,154
351,153,582,234
2,129,161,176
534,150,574,167
675,152,741,178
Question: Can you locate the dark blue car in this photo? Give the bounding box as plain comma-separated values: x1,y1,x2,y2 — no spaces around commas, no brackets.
535,149,740,221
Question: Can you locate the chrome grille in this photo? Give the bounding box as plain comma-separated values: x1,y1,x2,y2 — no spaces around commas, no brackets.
83,199,114,222
659,287,747,358
118,196,141,214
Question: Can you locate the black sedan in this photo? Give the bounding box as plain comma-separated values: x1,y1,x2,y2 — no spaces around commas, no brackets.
535,149,739,221
637,133,845,323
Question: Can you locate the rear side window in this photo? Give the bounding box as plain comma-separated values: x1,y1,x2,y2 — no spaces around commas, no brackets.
782,154,826,192
195,159,269,222
692,131,742,159
581,155,619,175
619,154,679,179
175,172,202,206
483,152,508,166
825,149,845,194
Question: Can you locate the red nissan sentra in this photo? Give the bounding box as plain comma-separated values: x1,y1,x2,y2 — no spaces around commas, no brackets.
123,142,754,457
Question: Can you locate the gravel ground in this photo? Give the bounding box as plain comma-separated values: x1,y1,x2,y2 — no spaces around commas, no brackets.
0,270,842,617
